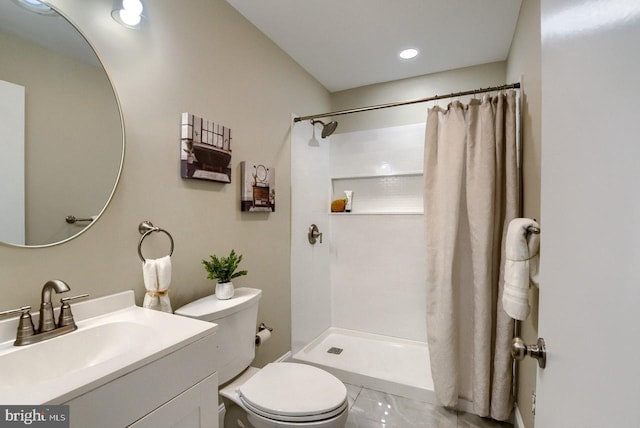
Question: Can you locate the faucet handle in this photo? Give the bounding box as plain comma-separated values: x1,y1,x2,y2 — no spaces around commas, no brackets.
0,306,36,341
58,294,89,328
60,294,89,305
0,306,31,318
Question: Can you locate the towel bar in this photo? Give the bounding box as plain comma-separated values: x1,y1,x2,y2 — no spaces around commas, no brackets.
65,215,94,224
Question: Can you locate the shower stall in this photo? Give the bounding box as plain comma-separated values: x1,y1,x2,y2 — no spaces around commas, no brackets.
290,82,521,417
290,118,436,403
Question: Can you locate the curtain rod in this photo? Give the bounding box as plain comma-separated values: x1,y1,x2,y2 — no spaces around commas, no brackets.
293,82,521,122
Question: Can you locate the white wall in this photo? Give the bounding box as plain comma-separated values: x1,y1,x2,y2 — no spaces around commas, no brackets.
291,122,427,346
290,119,332,354
329,124,426,342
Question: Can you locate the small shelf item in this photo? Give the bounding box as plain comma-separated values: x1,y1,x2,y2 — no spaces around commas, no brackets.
331,198,346,212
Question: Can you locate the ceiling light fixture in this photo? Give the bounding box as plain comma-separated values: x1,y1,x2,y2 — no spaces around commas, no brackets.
399,48,419,60
111,0,144,29
11,0,56,15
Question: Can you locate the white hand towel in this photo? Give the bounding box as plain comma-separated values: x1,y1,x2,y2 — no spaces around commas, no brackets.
142,255,173,313
502,218,540,320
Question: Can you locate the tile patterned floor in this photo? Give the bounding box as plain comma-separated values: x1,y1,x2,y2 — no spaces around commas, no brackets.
345,384,513,428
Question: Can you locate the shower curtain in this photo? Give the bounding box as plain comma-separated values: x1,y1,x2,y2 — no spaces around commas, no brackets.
424,91,517,420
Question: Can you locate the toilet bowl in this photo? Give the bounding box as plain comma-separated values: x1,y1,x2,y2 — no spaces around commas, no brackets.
220,363,348,428
175,288,348,428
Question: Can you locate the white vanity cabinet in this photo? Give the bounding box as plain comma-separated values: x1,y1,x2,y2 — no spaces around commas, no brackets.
129,373,218,428
65,333,219,428
0,291,220,427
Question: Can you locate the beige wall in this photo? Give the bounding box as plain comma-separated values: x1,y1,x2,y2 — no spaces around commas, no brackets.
330,61,507,133
0,31,121,245
505,1,542,427
0,0,330,367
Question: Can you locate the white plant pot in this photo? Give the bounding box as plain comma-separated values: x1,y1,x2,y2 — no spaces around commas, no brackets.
215,281,234,300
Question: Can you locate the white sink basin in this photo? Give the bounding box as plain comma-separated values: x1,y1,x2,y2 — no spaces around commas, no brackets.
0,322,157,387
0,291,217,404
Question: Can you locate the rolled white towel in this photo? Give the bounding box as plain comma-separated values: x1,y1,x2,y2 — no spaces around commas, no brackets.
502,218,540,320
142,255,172,313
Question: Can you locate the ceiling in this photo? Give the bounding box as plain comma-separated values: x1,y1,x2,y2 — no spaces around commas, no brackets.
226,0,523,92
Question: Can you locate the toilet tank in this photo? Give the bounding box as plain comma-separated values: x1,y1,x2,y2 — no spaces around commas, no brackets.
175,287,262,385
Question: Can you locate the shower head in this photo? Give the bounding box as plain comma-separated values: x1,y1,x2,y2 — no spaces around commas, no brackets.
311,119,338,138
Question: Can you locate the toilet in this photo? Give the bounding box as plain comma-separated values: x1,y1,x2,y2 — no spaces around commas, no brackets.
175,287,348,428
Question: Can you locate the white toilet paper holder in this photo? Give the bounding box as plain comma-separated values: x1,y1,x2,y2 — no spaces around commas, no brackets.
255,323,273,346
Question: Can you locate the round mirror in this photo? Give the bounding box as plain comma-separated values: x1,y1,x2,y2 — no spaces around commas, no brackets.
0,0,124,247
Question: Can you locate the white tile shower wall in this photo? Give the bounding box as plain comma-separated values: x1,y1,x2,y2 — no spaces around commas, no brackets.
330,123,425,178
290,118,332,355
330,214,427,342
328,123,428,342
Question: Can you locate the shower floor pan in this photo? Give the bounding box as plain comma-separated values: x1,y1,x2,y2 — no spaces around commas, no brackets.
292,327,435,403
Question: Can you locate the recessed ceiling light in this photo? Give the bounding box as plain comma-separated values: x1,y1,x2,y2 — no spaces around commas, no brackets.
399,48,419,60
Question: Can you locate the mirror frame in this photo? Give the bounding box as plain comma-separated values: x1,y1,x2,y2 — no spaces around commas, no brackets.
1,1,125,248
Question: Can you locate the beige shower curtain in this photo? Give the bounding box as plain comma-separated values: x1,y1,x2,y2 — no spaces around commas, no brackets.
424,91,517,420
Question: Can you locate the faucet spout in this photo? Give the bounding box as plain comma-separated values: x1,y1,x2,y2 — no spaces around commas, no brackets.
41,279,71,303
39,280,70,333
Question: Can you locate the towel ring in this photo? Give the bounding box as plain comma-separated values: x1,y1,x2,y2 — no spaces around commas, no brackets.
138,221,174,262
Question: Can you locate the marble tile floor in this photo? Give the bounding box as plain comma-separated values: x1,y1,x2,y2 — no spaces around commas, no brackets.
345,384,513,428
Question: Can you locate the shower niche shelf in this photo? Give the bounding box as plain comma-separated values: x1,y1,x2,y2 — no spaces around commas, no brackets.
331,172,423,215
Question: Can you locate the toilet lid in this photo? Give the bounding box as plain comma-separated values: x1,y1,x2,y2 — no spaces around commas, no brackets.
238,363,347,423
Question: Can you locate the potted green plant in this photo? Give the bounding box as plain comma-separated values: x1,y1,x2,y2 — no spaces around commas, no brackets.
202,249,248,299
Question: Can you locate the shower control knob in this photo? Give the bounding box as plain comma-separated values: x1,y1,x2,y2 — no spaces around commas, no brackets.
308,224,323,245
512,337,546,368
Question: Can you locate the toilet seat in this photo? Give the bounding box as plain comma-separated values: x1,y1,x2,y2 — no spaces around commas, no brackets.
241,398,348,423
238,363,348,423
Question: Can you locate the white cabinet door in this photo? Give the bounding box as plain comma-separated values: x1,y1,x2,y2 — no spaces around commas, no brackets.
538,0,640,426
130,374,218,428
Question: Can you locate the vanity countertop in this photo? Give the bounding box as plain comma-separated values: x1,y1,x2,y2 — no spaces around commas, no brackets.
0,291,218,404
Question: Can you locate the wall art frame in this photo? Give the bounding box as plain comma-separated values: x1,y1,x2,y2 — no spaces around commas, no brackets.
240,161,275,212
180,112,232,183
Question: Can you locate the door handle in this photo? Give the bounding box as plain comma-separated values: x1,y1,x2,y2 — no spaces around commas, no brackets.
512,337,546,368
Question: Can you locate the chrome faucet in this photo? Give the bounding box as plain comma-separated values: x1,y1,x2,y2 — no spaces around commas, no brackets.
39,279,70,333
0,280,88,346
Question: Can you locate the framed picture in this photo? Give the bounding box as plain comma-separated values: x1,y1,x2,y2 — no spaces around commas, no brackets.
180,112,232,183
241,161,275,212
